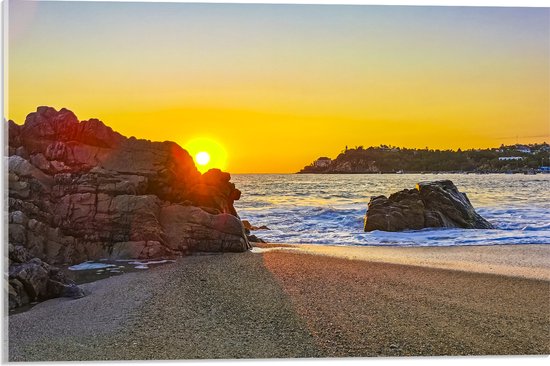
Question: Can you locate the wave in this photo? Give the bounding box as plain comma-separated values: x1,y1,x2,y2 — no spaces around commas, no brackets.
521,223,550,231
239,204,550,246
233,174,550,247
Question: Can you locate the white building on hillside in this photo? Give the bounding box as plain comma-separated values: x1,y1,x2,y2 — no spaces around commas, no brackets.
516,145,532,154
498,156,524,161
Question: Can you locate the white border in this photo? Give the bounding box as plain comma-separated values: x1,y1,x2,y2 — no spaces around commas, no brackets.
2,1,549,365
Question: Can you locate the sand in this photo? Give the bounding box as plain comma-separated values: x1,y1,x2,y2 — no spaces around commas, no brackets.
7,244,550,361
255,243,550,281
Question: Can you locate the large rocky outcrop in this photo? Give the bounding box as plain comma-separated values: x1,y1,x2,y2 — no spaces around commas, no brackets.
364,180,494,232
8,107,250,308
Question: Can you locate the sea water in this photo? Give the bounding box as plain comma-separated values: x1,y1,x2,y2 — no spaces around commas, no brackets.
63,260,176,285
232,174,550,246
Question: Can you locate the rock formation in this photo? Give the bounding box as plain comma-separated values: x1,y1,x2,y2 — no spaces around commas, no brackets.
242,220,270,231
364,180,494,232
8,244,84,310
241,220,269,243
8,106,251,309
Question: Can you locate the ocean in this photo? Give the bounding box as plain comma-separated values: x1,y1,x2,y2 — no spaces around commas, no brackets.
232,174,550,247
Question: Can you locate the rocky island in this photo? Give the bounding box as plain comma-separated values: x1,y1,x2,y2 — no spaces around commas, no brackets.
7,106,250,309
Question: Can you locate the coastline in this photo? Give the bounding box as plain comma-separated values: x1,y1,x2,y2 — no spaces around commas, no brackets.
8,243,550,361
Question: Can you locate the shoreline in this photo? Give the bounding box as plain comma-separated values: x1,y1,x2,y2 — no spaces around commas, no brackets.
8,243,550,361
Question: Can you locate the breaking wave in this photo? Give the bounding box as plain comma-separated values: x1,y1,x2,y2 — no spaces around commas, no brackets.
233,173,550,247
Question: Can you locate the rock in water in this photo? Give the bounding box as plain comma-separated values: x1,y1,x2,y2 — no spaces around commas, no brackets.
242,220,270,231
364,180,494,232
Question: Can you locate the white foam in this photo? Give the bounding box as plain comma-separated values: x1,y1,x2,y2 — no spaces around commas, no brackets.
250,247,299,253
68,262,116,271
128,260,175,266
233,174,550,247
124,259,176,270
250,247,268,253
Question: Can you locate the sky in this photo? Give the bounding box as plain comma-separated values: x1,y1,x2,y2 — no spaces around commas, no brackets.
7,1,550,173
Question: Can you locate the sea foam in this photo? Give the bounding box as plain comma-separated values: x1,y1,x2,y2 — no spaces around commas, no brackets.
233,173,550,247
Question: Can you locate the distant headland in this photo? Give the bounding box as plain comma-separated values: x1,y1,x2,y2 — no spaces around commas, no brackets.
298,144,550,174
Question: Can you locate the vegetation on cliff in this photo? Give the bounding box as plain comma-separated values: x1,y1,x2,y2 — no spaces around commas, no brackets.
299,144,550,174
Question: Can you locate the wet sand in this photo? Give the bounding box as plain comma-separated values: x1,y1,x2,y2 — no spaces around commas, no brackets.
7,244,550,361
255,243,550,281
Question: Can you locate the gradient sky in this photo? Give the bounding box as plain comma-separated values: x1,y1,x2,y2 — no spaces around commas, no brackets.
7,1,550,173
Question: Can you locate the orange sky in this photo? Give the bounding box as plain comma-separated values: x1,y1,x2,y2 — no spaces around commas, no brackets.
7,2,550,173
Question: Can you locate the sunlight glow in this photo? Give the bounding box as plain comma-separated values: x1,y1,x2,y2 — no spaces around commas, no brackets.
183,137,228,174
195,151,210,166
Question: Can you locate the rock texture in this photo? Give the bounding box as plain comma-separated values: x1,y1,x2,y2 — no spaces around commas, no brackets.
242,220,270,231
242,220,269,243
364,180,494,232
8,244,84,310
8,106,250,308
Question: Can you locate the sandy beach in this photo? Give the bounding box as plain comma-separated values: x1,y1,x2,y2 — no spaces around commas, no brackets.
8,244,550,361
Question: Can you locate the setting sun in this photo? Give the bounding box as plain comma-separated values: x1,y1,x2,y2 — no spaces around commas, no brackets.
195,151,210,166
183,137,228,173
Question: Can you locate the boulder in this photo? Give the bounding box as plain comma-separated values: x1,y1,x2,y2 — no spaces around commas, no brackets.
242,220,270,231
160,205,250,253
247,235,266,243
241,220,269,243
364,180,494,232
8,244,84,310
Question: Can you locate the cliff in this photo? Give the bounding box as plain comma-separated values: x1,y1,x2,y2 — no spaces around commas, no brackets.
8,106,250,309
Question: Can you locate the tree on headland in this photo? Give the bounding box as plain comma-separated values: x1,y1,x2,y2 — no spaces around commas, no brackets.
298,143,550,174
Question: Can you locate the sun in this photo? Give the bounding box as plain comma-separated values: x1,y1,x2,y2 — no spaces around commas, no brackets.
182,137,228,174
195,151,210,166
